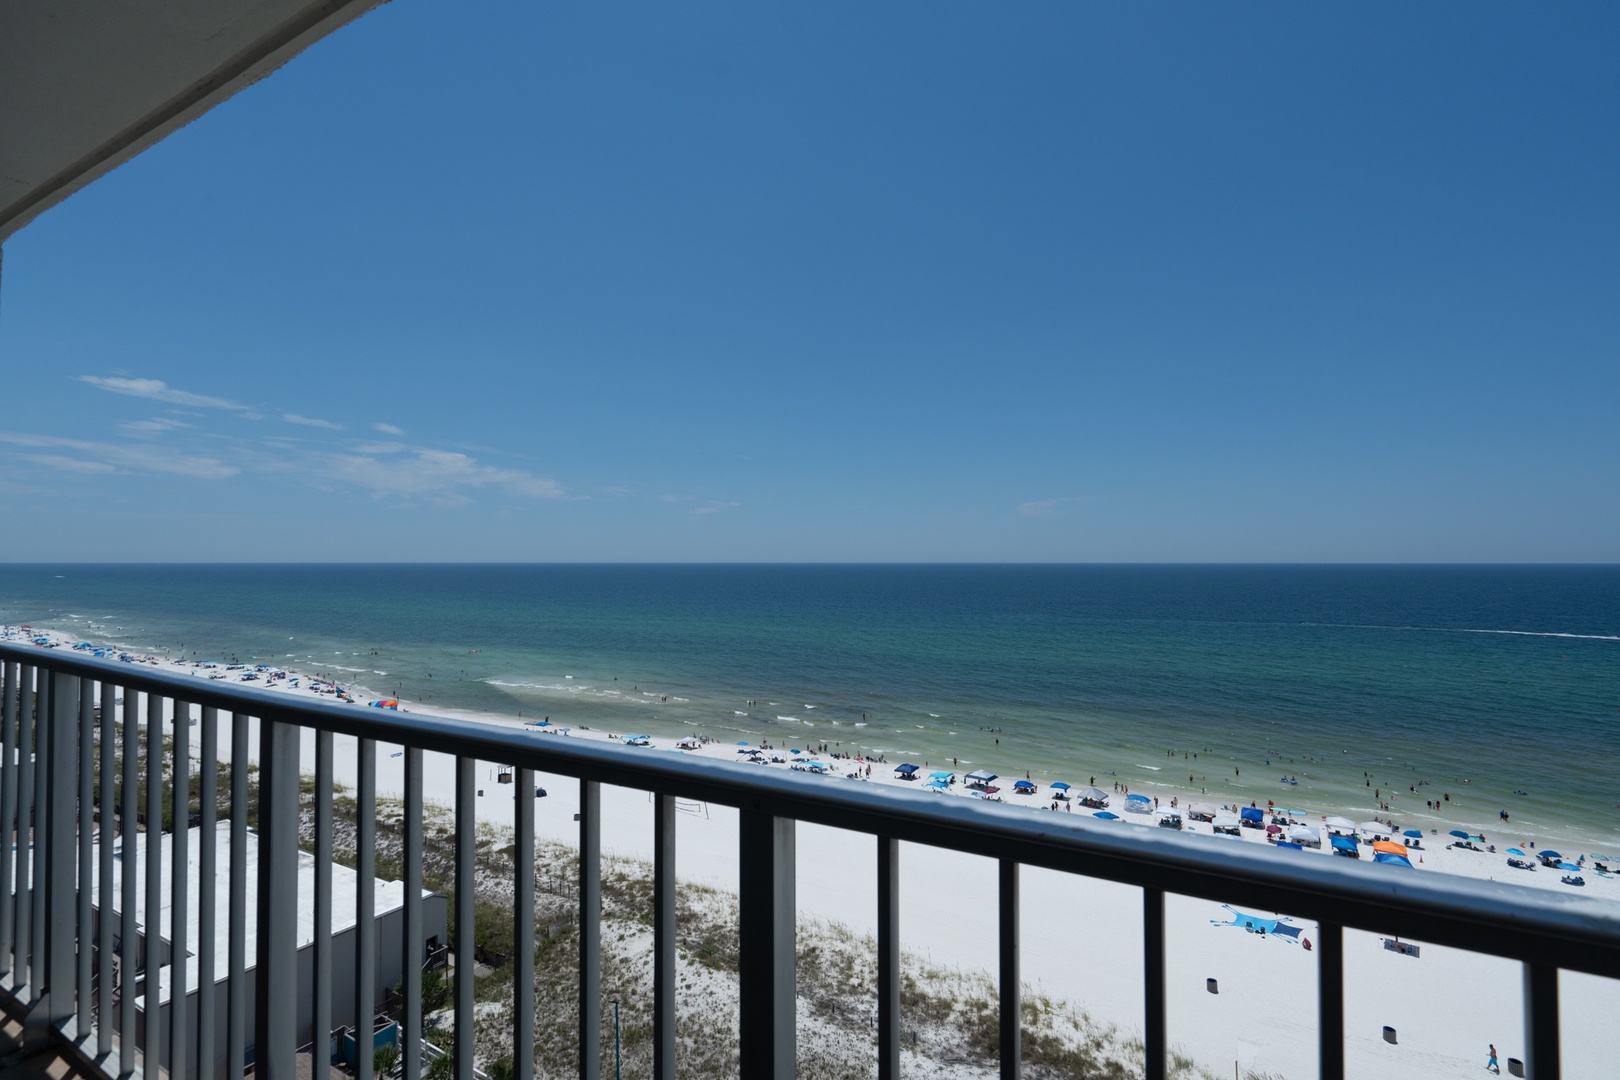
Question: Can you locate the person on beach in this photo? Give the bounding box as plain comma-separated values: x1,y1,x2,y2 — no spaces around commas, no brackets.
1486,1044,1499,1073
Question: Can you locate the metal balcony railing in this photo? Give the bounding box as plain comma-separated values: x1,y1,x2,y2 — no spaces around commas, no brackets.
2,641,1618,1080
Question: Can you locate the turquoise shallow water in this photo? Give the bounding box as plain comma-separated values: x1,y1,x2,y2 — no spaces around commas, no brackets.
2,564,1616,849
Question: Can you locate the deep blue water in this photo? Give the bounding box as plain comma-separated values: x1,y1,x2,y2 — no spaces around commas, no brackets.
2,564,1616,847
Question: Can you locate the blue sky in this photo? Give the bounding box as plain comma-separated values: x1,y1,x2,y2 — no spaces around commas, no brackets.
2,3,1616,562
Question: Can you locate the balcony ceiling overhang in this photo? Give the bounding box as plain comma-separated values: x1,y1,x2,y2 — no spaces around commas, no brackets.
0,0,388,243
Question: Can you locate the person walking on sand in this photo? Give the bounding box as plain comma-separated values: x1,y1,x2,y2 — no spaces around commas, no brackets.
1486,1044,1499,1073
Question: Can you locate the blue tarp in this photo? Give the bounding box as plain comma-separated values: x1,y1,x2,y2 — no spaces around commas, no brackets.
1373,852,1414,867
1240,807,1263,822
1330,835,1358,852
1093,811,1119,820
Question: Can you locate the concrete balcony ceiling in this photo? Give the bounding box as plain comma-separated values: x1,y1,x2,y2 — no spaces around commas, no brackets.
0,0,387,242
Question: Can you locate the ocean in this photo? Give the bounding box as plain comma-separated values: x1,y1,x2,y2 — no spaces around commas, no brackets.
1,564,1616,850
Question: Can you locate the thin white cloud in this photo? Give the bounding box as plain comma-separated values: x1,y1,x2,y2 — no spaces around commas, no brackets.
310,445,563,503
23,454,118,474
0,431,239,479
283,413,344,430
691,500,741,516
373,422,406,435
119,417,193,436
77,375,247,412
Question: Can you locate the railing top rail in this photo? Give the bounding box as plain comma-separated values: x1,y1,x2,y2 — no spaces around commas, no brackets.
8,641,1620,979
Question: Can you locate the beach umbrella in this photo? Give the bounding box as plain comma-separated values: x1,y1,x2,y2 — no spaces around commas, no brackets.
1559,862,1580,872
1507,848,1526,856
1448,830,1471,839
1265,824,1282,834
1403,829,1423,838
1540,850,1563,860
736,741,749,746
1093,811,1119,820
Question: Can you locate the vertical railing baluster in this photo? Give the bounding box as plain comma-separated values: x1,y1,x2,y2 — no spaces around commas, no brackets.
46,671,79,1032
455,757,476,1080
356,737,377,1080
1318,921,1344,1080
579,780,601,1080
0,661,16,982
402,747,423,1080
313,731,334,1076
653,793,676,1080
144,694,163,1077
77,678,93,1037
119,691,138,1077
998,859,1019,1080
876,836,899,1080
197,707,219,1080
515,766,536,1080
97,680,115,1061
33,671,51,999
1525,962,1560,1080
1143,887,1167,1080
738,809,794,1080
227,713,248,1080
256,717,301,1080
171,699,191,1080
16,665,35,995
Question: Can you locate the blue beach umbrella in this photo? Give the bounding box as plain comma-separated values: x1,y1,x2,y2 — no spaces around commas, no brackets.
1448,830,1470,839
1540,850,1563,860
1093,811,1119,820
1403,830,1423,838
1506,848,1526,856
736,741,749,746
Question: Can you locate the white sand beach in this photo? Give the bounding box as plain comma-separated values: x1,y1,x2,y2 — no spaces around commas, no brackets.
9,627,1619,1079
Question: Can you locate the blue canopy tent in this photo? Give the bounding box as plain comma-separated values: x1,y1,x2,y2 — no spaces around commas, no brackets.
1051,782,1071,791
1330,835,1359,856
1373,852,1414,867
1013,780,1036,791
1211,906,1304,941
1239,807,1263,824
926,779,950,790
1276,841,1303,851
1093,811,1119,820
894,763,919,776
929,771,955,782
965,770,998,787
